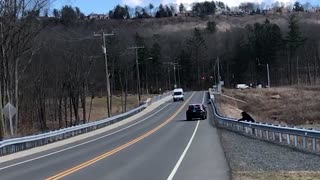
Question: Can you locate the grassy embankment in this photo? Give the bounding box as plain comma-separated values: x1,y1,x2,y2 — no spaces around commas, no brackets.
216,86,320,180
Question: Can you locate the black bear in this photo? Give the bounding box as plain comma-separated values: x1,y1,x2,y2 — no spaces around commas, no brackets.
238,111,255,122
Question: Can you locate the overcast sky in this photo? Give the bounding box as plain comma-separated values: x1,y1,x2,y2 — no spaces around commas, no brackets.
53,0,320,14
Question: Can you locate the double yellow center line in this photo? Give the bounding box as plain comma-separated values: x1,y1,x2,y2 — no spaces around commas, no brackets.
46,92,195,180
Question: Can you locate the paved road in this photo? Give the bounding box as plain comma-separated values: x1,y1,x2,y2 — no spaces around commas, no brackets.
0,91,230,180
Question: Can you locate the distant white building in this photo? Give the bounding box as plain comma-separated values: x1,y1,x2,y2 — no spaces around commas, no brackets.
88,13,109,20
177,11,196,17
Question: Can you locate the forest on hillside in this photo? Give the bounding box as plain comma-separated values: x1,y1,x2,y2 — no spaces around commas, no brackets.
1,0,320,138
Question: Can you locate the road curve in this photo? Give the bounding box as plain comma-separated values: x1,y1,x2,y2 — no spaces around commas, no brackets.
0,91,230,180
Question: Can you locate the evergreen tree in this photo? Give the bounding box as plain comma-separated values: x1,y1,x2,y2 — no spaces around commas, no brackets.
61,6,77,26
179,3,185,13
149,3,154,16
109,5,130,19
53,8,60,18
293,2,304,12
206,21,217,33
286,14,305,84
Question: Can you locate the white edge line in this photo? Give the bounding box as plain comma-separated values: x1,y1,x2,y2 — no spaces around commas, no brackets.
0,102,172,171
167,120,200,180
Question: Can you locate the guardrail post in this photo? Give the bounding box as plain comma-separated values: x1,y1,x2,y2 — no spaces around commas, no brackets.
303,137,306,149
272,132,275,141
313,138,317,151
266,131,269,140
294,136,298,147
279,133,282,143
287,134,290,145
259,129,262,138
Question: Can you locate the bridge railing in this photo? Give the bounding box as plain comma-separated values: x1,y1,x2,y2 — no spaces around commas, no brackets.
209,90,320,154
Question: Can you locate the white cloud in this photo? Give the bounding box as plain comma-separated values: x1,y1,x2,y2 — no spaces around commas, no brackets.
122,0,144,7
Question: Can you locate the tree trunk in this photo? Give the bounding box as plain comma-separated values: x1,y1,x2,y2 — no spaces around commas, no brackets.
125,78,128,112
82,82,86,124
69,95,72,126
287,47,292,85
314,51,319,85
88,96,93,122
0,80,4,140
58,95,62,128
119,71,124,113
64,96,67,128
14,57,19,134
307,57,312,85
296,56,299,85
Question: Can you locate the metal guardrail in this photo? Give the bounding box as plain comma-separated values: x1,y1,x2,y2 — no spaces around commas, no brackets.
0,92,172,156
209,91,320,154
150,91,172,104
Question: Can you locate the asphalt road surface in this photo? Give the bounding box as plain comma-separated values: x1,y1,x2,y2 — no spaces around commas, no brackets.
0,91,230,180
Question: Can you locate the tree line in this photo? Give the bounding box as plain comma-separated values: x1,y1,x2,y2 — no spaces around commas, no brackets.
54,1,319,22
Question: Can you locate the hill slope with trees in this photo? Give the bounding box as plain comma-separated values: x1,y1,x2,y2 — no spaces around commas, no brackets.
1,1,320,138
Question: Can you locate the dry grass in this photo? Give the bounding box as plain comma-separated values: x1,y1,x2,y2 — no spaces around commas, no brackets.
84,95,152,121
220,86,320,126
234,171,320,180
14,94,153,137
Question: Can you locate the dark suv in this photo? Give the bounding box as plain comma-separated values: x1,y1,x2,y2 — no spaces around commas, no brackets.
186,104,207,121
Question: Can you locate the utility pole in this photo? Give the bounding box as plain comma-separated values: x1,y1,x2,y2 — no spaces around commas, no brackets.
128,46,144,105
164,62,179,89
168,66,171,90
267,63,270,88
217,56,221,93
173,63,177,88
257,58,271,88
93,31,114,117
177,65,182,88
145,57,153,95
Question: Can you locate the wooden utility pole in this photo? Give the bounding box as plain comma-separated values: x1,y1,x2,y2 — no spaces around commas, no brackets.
93,31,114,117
163,62,179,89
128,46,144,105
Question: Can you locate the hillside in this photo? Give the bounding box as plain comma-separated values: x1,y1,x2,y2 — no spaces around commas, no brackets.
2,8,320,139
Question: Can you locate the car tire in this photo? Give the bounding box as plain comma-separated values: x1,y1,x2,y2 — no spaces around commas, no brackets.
187,116,191,121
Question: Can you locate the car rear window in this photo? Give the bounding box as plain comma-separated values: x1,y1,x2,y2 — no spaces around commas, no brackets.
174,92,182,95
189,105,202,110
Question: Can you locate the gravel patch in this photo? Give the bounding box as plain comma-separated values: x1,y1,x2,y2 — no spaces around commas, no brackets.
220,129,320,172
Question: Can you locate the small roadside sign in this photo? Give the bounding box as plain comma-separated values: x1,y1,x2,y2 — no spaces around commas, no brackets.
2,103,16,136
3,103,17,119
